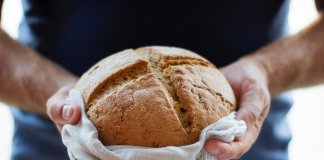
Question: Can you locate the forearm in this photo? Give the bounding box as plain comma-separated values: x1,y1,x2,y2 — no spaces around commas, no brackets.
242,13,324,96
0,29,78,116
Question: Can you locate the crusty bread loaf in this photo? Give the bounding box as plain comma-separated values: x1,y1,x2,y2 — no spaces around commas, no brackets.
75,46,236,147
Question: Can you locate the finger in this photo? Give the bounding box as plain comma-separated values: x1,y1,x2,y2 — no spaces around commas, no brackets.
55,85,73,98
47,99,81,125
204,125,257,160
55,124,63,132
205,140,244,160
204,111,260,159
236,78,270,127
46,86,71,107
204,80,270,159
46,88,81,125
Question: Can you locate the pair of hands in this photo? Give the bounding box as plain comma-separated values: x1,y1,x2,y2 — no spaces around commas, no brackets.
46,59,271,160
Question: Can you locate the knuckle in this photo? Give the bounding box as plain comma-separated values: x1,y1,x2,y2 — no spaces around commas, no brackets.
47,102,63,121
242,78,257,91
216,144,233,160
46,97,55,110
245,109,258,123
217,146,227,156
47,106,56,120
46,100,55,115
59,85,73,95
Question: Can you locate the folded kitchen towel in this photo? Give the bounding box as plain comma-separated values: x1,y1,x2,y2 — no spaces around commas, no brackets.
62,89,247,160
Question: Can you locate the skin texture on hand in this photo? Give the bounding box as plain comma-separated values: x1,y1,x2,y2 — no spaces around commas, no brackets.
47,85,81,131
204,59,271,160
0,29,78,115
204,13,324,160
253,13,324,96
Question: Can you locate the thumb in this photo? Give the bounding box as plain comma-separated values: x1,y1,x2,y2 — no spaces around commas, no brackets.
48,103,81,125
204,79,270,159
46,87,81,126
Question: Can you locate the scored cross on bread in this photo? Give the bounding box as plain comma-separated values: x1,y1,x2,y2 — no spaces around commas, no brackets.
75,46,236,147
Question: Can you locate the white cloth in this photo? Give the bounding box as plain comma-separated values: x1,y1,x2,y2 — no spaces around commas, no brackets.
62,89,247,160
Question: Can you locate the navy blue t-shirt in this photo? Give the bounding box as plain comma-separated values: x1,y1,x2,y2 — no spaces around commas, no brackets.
19,0,289,75
12,0,292,160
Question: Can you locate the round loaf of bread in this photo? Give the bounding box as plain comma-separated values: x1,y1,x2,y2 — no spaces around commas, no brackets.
75,46,236,147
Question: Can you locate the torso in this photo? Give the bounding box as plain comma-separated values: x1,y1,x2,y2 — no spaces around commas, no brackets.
19,0,289,75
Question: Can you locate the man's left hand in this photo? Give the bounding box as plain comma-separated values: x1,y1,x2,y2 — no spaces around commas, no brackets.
204,59,271,160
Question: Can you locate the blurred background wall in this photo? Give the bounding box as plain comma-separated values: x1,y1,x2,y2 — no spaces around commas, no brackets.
0,0,323,159
286,1,324,160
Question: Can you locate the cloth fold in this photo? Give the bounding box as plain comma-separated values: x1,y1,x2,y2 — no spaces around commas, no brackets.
62,89,247,160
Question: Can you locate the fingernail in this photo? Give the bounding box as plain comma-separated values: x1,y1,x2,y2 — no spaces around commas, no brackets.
62,105,73,120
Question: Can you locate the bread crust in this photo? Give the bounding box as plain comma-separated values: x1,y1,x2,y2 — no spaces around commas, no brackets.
75,46,236,147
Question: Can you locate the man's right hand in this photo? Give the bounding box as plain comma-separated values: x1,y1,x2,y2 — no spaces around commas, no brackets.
46,85,82,131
